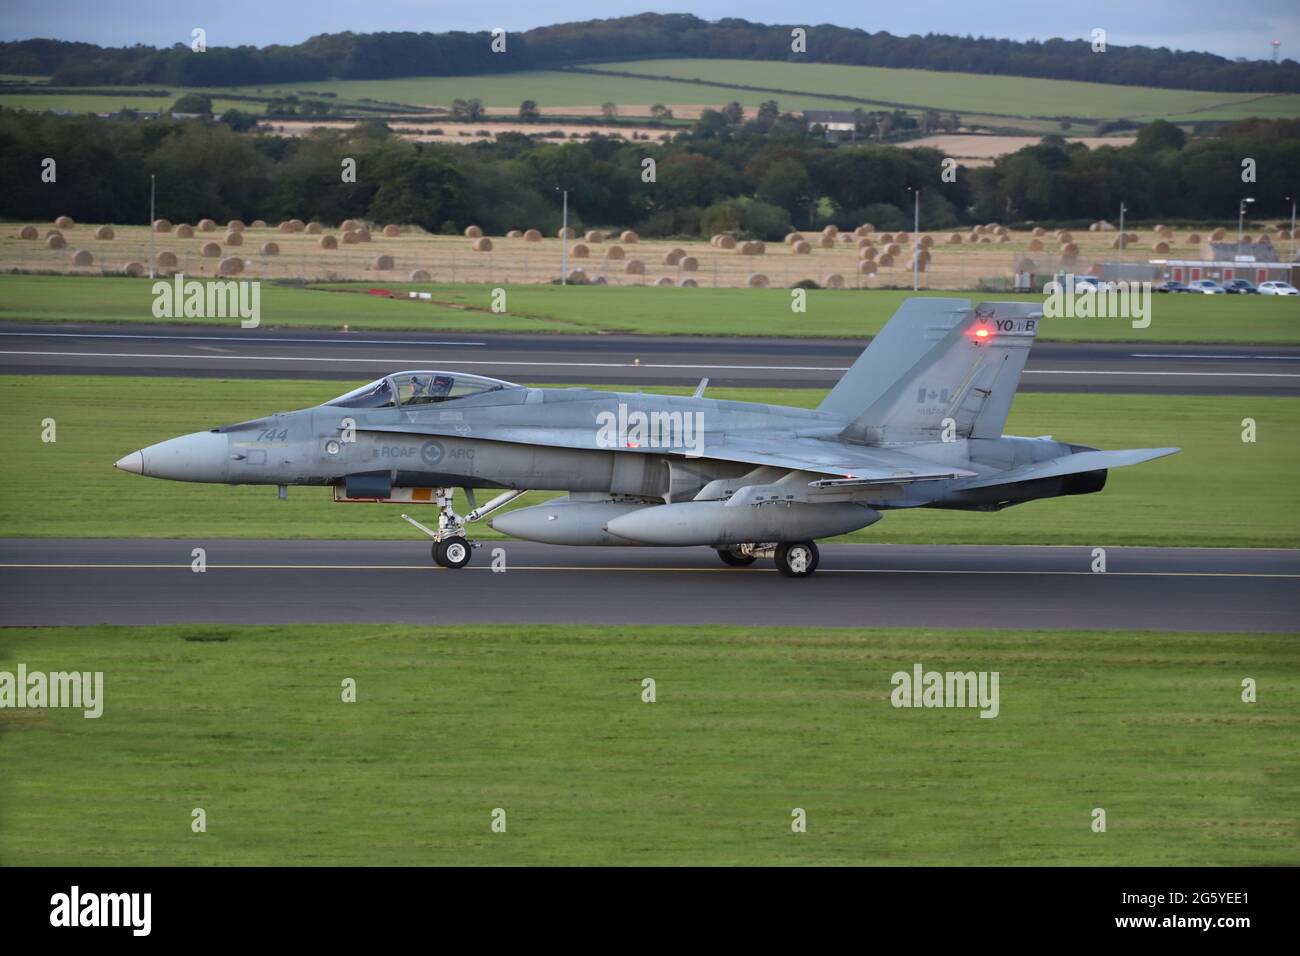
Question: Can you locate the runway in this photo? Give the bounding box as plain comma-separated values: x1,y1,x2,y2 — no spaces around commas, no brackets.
2,540,1295,631
1,323,1298,394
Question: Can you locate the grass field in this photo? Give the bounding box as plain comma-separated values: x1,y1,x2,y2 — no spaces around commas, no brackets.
2,376,1296,548
1,622,1295,865
589,59,1300,123
2,274,1296,343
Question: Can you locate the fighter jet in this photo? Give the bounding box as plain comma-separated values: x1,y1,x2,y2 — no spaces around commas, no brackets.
114,297,1177,577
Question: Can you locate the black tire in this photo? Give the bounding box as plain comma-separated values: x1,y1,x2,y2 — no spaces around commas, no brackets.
775,540,819,578
716,548,757,567
433,536,472,569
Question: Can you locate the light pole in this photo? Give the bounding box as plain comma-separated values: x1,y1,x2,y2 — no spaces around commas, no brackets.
1238,197,1255,245
1287,195,1297,261
556,188,569,285
1118,201,1126,254
908,186,920,292
148,174,156,279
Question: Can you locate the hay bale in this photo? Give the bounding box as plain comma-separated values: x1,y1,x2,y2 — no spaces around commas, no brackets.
95,225,114,240
822,225,839,237
914,249,932,265
156,251,178,268
877,253,894,267
1154,224,1171,237
472,237,493,252
895,232,910,244
1015,258,1038,273
201,241,221,258
371,254,395,270
572,243,590,259
857,260,877,275
567,269,589,284
176,224,195,238
879,233,894,243
260,242,279,256
1059,242,1079,260
919,235,934,249
251,219,267,229
858,247,877,260
227,220,245,232
464,225,483,238
341,230,362,244
383,224,401,237
1210,227,1227,241
152,218,172,233
654,276,674,287
747,274,769,288
198,218,216,232
858,223,875,234
792,241,812,254
409,269,431,282
19,224,38,240
46,233,66,250
288,219,305,232
584,230,604,243
353,228,371,243
306,222,323,235
55,215,74,229
606,245,625,260
947,232,963,244
71,249,93,266
1089,222,1101,232
505,229,523,239
341,219,359,232
1056,231,1073,243
885,243,901,256
856,238,875,250
979,236,992,244
225,231,243,246
998,234,1011,243
817,236,835,249
784,232,804,245
680,278,699,288
319,235,338,250
712,234,736,249
217,256,243,276
624,259,645,275
822,273,845,289
523,229,542,242
1152,241,1170,254
680,256,698,272
1029,238,1044,251
663,248,684,265
123,261,145,276
557,227,575,239
591,276,608,285
619,230,639,243
278,221,295,233
911,258,927,273
1032,226,1046,237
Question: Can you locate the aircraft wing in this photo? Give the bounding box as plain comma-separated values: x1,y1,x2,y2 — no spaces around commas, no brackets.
358,423,974,483
954,447,1180,490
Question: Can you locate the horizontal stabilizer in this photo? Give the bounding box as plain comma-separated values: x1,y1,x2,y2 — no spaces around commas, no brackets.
956,447,1180,490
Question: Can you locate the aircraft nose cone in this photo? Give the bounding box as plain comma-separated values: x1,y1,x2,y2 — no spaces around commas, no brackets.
114,451,144,474
131,431,231,482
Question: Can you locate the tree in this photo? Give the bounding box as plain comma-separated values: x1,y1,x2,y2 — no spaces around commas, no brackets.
451,98,485,121
721,101,744,124
650,104,673,120
172,92,212,115
518,100,540,120
1134,119,1187,153
218,109,257,132
601,102,618,119
755,100,780,132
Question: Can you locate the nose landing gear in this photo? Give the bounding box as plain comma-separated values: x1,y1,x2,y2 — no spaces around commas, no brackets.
400,487,527,569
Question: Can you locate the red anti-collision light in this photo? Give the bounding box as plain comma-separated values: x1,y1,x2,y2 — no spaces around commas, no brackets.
973,327,991,339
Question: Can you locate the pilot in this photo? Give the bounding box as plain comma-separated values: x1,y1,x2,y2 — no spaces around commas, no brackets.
428,375,453,400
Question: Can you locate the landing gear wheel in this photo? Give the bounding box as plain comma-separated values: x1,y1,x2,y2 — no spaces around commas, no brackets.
716,548,757,567
775,540,819,578
433,536,472,569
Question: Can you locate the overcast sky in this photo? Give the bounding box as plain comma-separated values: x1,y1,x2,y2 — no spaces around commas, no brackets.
3,1,1296,63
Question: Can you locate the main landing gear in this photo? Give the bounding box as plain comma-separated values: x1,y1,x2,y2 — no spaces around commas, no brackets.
400,487,527,570
716,541,820,577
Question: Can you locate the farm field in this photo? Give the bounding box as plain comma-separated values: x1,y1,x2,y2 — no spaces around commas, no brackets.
2,375,1296,548
588,59,1300,123
2,266,1297,345
2,621,1295,866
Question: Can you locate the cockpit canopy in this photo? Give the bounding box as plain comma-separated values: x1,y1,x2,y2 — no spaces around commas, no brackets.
326,371,521,409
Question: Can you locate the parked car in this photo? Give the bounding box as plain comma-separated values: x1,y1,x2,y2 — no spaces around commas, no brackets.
1154,280,1192,293
1222,279,1259,294
1258,281,1299,296
1188,279,1227,294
